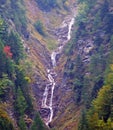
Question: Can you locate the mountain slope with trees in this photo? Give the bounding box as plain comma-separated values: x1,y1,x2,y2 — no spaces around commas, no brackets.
1,0,113,130
60,0,113,129
0,1,49,130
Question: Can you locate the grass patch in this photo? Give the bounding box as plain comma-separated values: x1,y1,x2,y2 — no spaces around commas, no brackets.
46,38,58,50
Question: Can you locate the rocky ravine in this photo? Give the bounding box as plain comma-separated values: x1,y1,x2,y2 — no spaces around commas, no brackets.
26,0,79,129
32,8,79,130
41,15,75,126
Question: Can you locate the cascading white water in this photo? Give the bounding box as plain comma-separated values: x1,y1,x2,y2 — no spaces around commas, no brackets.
67,17,75,40
42,69,56,125
41,16,75,126
50,17,75,68
51,52,57,67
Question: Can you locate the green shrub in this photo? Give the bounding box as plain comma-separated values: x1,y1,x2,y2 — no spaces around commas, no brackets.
31,113,46,130
34,21,45,36
0,108,14,130
18,116,27,130
36,0,57,11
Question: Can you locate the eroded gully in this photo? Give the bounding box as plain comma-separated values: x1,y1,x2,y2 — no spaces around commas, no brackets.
41,15,75,126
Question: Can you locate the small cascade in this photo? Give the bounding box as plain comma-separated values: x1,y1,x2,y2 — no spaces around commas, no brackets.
67,17,75,40
51,52,57,67
42,69,56,125
41,16,75,126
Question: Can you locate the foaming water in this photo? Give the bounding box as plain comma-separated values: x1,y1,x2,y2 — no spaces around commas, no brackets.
41,16,75,126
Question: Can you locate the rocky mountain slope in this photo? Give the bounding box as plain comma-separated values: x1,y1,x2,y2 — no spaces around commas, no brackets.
0,0,113,130
22,0,80,129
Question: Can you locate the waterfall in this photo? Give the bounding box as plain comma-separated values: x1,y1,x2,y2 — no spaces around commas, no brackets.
67,17,75,40
51,52,57,67
41,16,75,126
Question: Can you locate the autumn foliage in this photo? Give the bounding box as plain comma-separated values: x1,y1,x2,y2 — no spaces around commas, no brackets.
3,46,13,58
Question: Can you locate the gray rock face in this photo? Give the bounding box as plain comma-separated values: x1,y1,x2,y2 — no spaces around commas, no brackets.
39,108,50,118
76,39,94,63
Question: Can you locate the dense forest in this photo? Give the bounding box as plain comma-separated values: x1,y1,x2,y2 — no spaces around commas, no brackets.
64,0,113,129
0,18,31,130
0,1,47,130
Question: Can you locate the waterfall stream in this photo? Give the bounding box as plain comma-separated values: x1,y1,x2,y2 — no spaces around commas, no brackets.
67,17,75,40
42,69,56,125
41,16,75,126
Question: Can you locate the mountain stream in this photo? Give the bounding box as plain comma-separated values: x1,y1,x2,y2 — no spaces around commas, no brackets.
41,16,75,126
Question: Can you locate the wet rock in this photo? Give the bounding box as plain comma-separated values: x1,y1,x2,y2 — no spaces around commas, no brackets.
39,108,50,118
